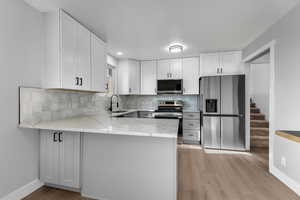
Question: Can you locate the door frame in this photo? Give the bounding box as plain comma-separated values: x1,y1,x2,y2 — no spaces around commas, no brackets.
243,40,276,172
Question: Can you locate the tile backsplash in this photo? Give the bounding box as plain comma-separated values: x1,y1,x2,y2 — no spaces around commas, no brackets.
20,87,110,125
119,95,199,111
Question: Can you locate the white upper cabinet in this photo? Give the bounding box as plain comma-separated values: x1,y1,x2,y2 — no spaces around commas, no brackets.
75,23,91,90
200,51,243,76
157,59,170,80
200,53,220,76
91,34,107,92
117,59,140,95
157,59,182,80
43,9,106,92
219,51,243,75
182,57,199,95
169,59,183,79
141,60,157,95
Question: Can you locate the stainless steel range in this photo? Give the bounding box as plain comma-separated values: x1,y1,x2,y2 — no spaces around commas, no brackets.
153,100,183,136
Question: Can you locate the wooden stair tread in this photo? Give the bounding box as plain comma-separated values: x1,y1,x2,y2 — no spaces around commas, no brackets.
251,135,269,140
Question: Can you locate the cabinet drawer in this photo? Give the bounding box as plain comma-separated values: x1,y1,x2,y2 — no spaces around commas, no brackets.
183,112,200,120
183,130,200,141
183,119,200,130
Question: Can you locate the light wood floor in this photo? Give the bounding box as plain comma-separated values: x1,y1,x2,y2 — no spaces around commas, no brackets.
24,145,299,200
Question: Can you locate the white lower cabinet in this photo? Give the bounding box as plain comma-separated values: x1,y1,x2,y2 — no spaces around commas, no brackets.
183,112,200,144
40,130,81,189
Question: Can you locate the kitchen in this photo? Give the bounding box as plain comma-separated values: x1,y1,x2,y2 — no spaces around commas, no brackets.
1,0,300,200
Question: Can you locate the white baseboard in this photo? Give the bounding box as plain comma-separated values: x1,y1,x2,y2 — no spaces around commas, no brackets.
1,179,44,200
270,165,300,196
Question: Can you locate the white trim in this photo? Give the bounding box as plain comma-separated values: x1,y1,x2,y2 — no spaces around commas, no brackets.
0,179,44,200
270,165,300,196
243,40,276,170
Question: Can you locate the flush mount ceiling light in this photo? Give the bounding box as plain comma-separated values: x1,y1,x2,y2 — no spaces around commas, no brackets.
116,52,123,56
168,44,184,53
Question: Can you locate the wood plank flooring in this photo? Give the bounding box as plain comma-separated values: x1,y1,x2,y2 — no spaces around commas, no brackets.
177,145,299,200
24,145,299,200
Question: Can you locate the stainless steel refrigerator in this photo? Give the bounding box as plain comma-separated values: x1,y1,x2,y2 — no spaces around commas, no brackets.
199,75,245,150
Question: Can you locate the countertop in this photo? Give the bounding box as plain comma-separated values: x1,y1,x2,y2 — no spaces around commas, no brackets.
276,130,300,143
19,114,178,139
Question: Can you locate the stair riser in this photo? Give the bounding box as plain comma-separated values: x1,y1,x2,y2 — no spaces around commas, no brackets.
251,122,269,128
251,129,269,136
251,139,269,148
251,108,260,113
251,115,265,120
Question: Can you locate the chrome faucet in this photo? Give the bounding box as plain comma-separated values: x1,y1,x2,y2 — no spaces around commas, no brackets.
109,95,119,112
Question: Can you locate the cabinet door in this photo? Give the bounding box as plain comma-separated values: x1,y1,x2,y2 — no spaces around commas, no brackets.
157,60,170,80
141,60,157,95
91,34,107,92
59,132,81,188
182,57,199,94
200,53,219,76
169,59,182,79
76,23,91,90
117,60,130,95
129,60,140,94
60,11,77,89
40,130,59,185
219,51,243,75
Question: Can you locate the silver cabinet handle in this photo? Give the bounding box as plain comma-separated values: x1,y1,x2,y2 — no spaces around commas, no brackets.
221,68,223,73
189,123,194,126
188,134,194,136
75,77,79,86
80,77,83,86
217,68,219,74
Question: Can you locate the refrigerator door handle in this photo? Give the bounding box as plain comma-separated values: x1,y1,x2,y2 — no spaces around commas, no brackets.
200,111,203,127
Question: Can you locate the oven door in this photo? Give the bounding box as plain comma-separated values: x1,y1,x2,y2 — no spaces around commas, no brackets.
157,80,182,94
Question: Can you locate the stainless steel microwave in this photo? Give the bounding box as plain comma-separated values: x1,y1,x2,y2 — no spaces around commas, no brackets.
157,79,183,94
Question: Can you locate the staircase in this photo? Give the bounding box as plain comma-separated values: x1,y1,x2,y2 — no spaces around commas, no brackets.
250,102,269,148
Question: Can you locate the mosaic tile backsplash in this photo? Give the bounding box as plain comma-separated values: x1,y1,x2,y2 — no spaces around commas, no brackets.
20,87,110,125
119,95,199,111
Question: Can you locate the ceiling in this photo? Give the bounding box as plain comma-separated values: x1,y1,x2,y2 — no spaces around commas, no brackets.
24,0,300,60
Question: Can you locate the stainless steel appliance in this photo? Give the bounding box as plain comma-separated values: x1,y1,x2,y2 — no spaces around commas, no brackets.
199,75,245,150
157,80,183,94
153,100,183,136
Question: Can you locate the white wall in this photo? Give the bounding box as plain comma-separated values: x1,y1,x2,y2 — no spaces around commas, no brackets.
250,63,270,120
243,2,300,195
0,0,44,198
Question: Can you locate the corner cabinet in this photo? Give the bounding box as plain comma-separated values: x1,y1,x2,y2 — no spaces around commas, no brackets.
40,130,81,189
182,57,199,95
140,60,157,95
117,59,140,95
157,59,182,80
43,9,107,92
200,51,243,76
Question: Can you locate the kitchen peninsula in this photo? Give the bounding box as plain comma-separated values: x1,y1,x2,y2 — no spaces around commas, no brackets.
20,115,178,200
19,88,178,200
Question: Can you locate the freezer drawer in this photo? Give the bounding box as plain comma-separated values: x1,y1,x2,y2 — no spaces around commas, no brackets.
183,119,200,130
202,116,220,149
183,112,200,120
183,130,200,143
221,116,245,150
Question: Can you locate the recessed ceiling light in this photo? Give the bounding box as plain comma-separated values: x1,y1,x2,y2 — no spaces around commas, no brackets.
116,52,123,56
169,44,184,53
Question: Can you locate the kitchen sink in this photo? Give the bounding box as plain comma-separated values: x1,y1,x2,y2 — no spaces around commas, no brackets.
112,110,128,113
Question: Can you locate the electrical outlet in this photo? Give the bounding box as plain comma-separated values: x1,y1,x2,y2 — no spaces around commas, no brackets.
281,156,286,168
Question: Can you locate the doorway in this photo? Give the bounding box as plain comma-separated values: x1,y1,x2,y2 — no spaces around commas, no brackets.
243,41,275,172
